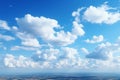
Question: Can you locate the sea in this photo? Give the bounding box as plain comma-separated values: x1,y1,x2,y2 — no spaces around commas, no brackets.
0,73,120,80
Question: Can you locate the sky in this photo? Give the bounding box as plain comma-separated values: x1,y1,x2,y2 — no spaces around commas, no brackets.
0,0,120,74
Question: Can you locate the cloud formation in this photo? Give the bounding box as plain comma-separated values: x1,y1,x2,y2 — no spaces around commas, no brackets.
0,34,15,41
4,54,40,68
85,35,104,43
83,3,120,24
0,20,11,30
86,42,120,60
16,32,40,47
16,14,84,46
1,2,120,72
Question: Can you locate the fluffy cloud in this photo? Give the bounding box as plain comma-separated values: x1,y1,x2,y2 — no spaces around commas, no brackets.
4,54,40,68
72,8,85,36
31,47,80,63
16,32,40,47
32,47,83,69
16,14,83,46
5,47,82,69
61,47,79,59
0,34,15,41
86,42,119,60
0,20,10,30
16,14,60,39
72,21,85,36
4,45,120,72
83,3,120,24
50,31,77,46
81,47,89,54
72,8,83,22
32,48,59,61
85,35,104,43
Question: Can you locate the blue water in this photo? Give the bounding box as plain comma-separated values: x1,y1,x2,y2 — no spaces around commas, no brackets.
0,73,120,80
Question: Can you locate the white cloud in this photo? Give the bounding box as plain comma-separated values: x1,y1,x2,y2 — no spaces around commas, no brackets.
16,32,40,47
85,35,104,43
16,14,84,46
11,46,39,51
61,47,79,59
86,42,119,60
6,47,82,68
4,54,40,68
12,26,18,31
72,21,85,36
16,14,60,39
72,8,83,22
83,3,120,24
0,34,15,41
72,8,85,36
81,47,89,54
4,45,120,72
32,48,59,61
0,20,10,30
50,31,77,46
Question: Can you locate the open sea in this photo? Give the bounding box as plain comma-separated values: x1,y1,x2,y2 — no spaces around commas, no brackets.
0,73,120,80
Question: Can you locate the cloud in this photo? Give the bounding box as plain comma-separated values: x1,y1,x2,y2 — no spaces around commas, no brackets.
72,8,85,36
0,34,15,41
72,8,83,22
4,54,40,68
61,47,79,59
81,47,89,54
83,3,120,24
49,31,77,46
4,45,120,72
5,47,82,69
32,48,59,61
12,26,18,31
0,20,11,30
16,14,60,39
16,14,85,46
85,35,104,43
86,42,119,60
32,47,82,69
16,32,40,47
11,46,39,51
72,21,85,36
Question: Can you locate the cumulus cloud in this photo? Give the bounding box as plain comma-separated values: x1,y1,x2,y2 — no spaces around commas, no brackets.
61,47,79,59
5,47,83,69
72,21,85,36
4,54,40,68
85,35,104,43
86,42,119,60
72,8,85,36
81,47,89,54
72,8,83,22
32,48,59,61
0,34,15,41
0,20,11,30
83,3,120,24
16,14,60,39
16,32,40,47
32,47,82,69
16,14,82,46
4,45,120,72
49,31,77,46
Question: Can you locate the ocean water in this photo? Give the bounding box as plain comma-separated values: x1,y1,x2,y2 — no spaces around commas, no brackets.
0,73,120,80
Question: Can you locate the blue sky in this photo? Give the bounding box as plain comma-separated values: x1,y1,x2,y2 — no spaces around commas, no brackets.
0,0,120,74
